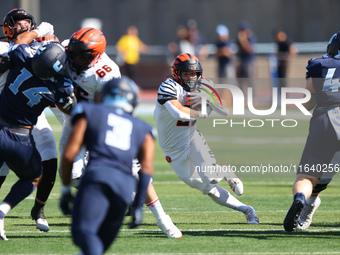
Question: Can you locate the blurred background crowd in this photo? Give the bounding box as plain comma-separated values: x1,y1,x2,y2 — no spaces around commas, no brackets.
1,0,338,97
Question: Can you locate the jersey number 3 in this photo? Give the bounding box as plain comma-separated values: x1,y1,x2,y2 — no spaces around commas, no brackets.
105,113,133,151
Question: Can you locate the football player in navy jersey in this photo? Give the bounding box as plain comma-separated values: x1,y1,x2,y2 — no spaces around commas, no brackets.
0,42,76,240
0,8,61,232
284,31,340,232
60,76,154,255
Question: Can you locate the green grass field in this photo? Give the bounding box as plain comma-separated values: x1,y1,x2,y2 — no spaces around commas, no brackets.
1,111,340,255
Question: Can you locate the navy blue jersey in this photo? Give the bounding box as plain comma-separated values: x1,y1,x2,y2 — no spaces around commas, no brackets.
216,39,232,66
71,102,153,203
306,55,340,117
0,44,74,126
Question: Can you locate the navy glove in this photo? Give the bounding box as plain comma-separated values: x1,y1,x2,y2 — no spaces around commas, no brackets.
60,186,73,215
128,207,143,229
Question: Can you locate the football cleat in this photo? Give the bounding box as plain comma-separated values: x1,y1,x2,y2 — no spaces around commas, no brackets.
296,196,321,231
244,205,259,224
156,215,182,239
31,206,50,232
222,165,243,196
284,192,305,232
226,177,243,196
0,218,8,240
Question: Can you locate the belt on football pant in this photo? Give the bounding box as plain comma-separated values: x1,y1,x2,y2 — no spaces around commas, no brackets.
0,119,32,135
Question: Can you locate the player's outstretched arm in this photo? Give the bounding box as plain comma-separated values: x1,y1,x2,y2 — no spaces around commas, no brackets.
14,22,54,45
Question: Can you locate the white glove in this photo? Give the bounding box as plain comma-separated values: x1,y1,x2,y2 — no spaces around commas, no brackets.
34,22,54,38
207,101,229,116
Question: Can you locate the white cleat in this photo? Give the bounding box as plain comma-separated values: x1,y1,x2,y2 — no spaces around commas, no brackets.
226,177,243,196
156,215,182,239
244,205,259,224
296,196,321,231
221,164,243,196
35,218,50,232
0,218,8,241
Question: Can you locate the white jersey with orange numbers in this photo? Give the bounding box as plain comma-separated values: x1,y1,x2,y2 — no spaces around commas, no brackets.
58,52,121,181
65,52,121,102
153,78,196,154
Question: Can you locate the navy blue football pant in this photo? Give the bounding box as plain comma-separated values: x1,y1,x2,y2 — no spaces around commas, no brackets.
72,182,128,255
0,126,41,207
299,113,340,180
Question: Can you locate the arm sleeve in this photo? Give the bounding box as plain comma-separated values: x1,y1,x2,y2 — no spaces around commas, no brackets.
164,100,196,121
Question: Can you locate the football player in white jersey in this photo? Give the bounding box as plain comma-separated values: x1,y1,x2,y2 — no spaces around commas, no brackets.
154,53,259,224
0,8,60,232
59,27,182,238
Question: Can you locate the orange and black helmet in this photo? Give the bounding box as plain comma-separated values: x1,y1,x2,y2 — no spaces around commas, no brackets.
172,53,202,90
67,27,106,73
2,8,36,40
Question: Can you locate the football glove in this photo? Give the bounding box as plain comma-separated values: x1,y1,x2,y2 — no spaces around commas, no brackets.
59,186,73,215
34,22,54,38
128,207,143,229
207,101,229,116
58,93,77,111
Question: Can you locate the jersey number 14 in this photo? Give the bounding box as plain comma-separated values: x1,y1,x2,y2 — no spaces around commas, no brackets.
323,68,340,92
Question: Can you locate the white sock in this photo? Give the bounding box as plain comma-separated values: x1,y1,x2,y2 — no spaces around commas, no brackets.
208,186,249,212
0,202,12,217
306,194,319,205
146,197,167,220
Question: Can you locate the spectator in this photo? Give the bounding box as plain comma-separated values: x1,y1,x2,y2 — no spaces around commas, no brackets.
215,24,235,83
168,25,193,62
186,19,209,61
236,21,256,93
116,26,150,81
274,29,298,89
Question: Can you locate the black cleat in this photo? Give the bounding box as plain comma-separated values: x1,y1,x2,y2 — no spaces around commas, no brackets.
284,193,305,232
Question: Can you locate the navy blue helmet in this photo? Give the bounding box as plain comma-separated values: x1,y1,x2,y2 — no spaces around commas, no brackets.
327,31,340,58
31,43,67,80
101,76,138,113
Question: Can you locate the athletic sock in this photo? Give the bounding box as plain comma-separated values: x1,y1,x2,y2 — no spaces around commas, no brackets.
0,202,11,217
33,200,45,210
36,158,57,203
208,185,249,212
306,194,319,205
146,197,167,220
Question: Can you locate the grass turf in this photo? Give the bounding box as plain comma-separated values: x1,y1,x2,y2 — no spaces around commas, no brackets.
0,111,340,254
